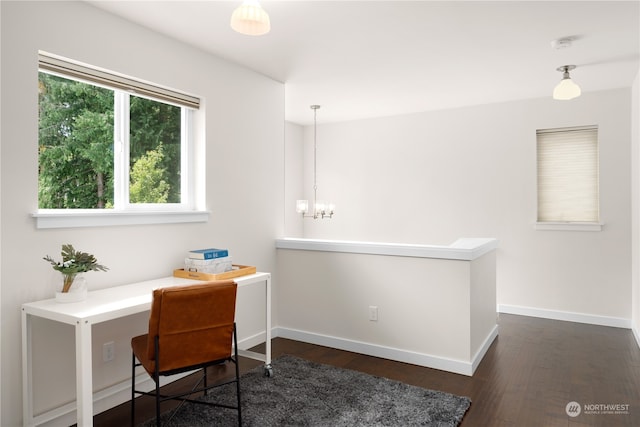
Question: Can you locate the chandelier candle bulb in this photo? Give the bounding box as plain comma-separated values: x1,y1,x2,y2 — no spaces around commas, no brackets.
296,199,309,214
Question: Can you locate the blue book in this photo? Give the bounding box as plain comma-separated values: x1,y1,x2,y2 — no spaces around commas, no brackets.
188,248,229,260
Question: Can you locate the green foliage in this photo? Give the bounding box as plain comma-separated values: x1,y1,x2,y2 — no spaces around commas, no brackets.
38,73,114,208
130,145,170,203
38,72,182,208
130,96,181,203
43,244,109,274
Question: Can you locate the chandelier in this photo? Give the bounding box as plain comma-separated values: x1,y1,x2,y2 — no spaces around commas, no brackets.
296,105,335,219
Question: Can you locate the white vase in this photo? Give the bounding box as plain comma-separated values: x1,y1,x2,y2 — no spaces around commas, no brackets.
55,274,87,303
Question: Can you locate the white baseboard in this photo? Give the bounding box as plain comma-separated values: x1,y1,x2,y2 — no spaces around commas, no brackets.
238,330,268,351
498,304,632,329
633,326,640,349
471,325,499,373
36,372,186,427
275,326,498,377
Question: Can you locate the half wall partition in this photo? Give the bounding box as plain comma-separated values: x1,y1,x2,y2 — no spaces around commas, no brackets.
275,238,498,375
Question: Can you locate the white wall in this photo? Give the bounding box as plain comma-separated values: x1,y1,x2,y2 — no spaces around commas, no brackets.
632,68,640,346
284,122,304,237
289,89,632,325
1,2,284,425
0,2,3,423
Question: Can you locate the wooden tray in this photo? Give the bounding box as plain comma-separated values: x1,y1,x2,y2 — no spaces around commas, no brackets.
173,265,257,281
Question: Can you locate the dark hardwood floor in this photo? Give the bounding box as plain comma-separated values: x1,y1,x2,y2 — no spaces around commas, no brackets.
94,314,640,427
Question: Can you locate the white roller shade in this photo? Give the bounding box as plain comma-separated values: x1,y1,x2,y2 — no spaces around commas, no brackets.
38,51,200,110
536,126,599,222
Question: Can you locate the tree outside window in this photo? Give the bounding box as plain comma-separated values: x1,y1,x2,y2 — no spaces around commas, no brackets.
38,72,183,209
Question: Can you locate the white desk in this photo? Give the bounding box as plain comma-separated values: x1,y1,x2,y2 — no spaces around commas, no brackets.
21,272,271,427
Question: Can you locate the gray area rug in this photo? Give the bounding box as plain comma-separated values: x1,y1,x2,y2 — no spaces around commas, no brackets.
141,354,471,426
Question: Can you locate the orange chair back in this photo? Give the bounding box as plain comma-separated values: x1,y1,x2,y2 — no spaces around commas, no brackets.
146,280,237,373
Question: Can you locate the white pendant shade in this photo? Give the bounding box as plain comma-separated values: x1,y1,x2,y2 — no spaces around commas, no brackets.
553,65,581,100
230,0,270,36
553,78,581,100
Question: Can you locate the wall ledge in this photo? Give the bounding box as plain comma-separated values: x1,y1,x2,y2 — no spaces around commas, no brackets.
275,237,498,261
32,210,209,229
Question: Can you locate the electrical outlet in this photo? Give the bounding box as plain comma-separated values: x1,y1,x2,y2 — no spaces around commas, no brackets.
103,341,115,362
369,306,378,322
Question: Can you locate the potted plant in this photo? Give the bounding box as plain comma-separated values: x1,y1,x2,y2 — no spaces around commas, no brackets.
43,244,108,300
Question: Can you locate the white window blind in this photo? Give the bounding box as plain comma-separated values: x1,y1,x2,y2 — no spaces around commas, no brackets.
536,126,599,223
38,51,200,109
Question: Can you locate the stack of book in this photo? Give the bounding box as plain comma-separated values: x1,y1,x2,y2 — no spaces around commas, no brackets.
184,248,233,274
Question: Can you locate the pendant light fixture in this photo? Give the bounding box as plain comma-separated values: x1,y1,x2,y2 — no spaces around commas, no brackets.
230,0,271,36
296,105,335,219
553,65,581,100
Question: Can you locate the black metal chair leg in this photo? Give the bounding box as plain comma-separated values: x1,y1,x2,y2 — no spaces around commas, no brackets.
131,352,136,427
203,367,208,396
234,324,242,426
235,360,242,426
155,377,161,427
155,336,161,427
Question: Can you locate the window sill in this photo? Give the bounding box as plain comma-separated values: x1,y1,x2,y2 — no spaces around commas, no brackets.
32,210,209,229
534,222,603,232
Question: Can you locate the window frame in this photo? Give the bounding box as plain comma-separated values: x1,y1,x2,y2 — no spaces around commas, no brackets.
535,125,602,232
34,52,208,229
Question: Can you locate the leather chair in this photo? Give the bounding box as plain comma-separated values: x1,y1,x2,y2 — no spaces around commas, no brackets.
130,280,241,426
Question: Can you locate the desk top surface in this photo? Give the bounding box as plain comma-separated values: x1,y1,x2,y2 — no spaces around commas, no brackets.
22,272,270,325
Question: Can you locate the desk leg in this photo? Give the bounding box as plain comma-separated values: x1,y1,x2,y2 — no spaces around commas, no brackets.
22,309,34,427
265,275,272,375
76,320,93,426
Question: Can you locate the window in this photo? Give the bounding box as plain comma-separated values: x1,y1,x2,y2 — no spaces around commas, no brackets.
536,126,600,231
35,52,207,228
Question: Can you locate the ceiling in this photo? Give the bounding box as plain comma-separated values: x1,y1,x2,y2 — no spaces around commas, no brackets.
87,1,639,125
